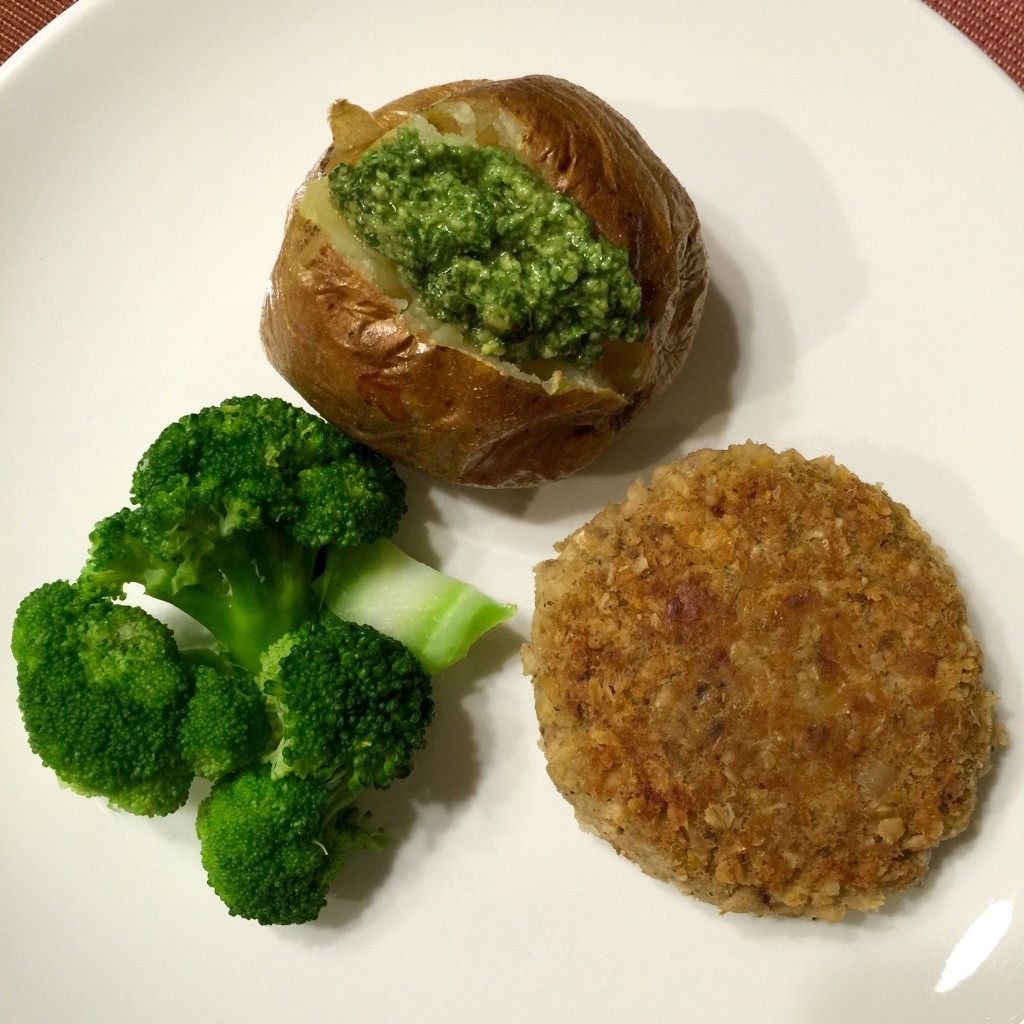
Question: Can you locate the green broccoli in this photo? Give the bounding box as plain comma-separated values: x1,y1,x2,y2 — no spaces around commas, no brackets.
196,765,388,926
259,615,432,786
12,580,195,816
317,538,518,675
11,394,515,923
178,652,271,782
196,616,435,924
11,581,272,811
80,394,407,673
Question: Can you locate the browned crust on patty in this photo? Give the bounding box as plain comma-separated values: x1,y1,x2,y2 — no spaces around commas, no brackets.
524,442,1000,919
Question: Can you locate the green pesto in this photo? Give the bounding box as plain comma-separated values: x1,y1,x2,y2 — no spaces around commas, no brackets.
327,126,647,367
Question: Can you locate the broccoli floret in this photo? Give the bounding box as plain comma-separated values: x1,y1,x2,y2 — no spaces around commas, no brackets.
192,614,459,924
259,615,433,787
178,652,271,782
192,617,429,926
11,580,194,816
193,610,507,924
81,395,407,672
196,764,387,926
11,394,516,924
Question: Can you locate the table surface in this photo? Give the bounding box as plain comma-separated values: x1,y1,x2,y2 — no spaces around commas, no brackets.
1,0,1023,87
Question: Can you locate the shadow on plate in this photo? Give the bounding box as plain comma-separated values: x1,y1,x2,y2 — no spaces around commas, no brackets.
286,616,521,935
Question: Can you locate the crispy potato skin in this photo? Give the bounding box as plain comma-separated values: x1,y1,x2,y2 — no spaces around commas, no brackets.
261,75,709,487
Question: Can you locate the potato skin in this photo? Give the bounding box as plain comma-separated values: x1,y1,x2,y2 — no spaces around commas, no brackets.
260,75,709,487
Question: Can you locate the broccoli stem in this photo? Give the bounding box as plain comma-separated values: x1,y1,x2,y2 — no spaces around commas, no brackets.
316,540,515,675
150,529,319,675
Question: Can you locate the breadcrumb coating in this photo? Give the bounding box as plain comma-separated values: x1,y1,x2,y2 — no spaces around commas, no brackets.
524,442,1000,920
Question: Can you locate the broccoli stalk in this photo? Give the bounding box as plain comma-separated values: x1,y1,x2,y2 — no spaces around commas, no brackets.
83,511,322,675
317,539,516,675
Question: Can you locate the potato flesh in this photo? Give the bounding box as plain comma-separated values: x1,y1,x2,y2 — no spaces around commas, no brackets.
299,177,411,304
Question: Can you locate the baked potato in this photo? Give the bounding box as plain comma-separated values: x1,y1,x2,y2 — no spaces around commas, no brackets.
260,75,709,487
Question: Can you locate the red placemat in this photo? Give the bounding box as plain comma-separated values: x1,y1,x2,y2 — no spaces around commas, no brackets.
1,0,73,64
2,0,1022,84
922,0,1024,85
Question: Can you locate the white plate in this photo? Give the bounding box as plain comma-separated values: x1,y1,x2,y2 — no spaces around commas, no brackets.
1,1,1022,1021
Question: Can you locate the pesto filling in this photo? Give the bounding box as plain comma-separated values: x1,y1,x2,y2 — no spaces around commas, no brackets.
327,125,647,367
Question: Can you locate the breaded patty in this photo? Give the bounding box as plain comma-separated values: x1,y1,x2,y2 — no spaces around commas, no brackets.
524,442,999,920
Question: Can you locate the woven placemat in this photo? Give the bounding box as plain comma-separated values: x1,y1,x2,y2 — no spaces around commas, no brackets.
922,0,1024,85
2,0,1022,83
1,0,71,64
